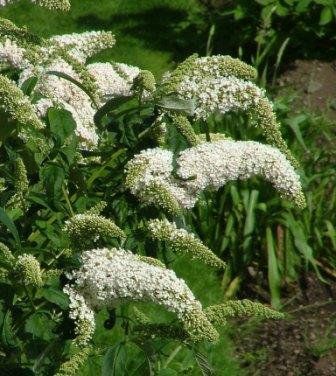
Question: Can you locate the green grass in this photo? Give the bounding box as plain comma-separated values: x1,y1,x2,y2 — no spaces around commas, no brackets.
0,0,200,77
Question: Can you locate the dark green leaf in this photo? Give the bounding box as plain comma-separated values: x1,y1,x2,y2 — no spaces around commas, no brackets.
1,311,17,348
40,288,69,309
0,207,20,248
25,312,56,341
102,342,126,376
48,108,76,146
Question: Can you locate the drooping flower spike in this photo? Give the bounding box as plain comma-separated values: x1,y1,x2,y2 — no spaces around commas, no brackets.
162,54,257,95
64,213,125,251
64,247,219,345
126,141,305,212
0,0,71,10
161,55,296,166
177,140,306,209
125,147,195,214
50,31,115,63
148,218,225,269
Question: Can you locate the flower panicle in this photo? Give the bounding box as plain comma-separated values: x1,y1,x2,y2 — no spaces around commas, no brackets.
63,213,125,251
205,299,285,326
148,218,225,270
14,254,43,287
64,247,218,343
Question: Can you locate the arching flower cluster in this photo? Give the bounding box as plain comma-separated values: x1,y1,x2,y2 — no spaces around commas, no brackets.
161,55,295,164
64,247,218,344
0,0,71,10
147,218,225,269
0,21,144,149
124,147,195,214
126,140,306,211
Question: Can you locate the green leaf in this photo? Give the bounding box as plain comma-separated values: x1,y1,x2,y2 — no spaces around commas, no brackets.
156,95,195,116
266,227,281,309
1,311,17,348
0,207,20,248
25,312,56,341
102,342,126,376
94,96,133,127
40,163,65,207
40,288,69,309
157,370,177,376
285,115,308,151
20,76,38,96
48,107,76,146
319,6,333,25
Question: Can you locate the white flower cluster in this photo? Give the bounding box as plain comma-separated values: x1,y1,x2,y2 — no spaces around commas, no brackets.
50,31,115,63
19,59,99,149
0,38,27,68
87,62,140,105
177,140,305,208
0,0,70,10
179,75,265,121
148,218,225,269
125,147,194,213
65,248,218,343
126,140,305,210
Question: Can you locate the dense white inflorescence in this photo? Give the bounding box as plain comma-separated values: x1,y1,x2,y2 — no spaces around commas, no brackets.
65,248,218,344
177,140,306,208
125,147,195,213
19,59,98,149
50,31,115,63
0,0,71,10
87,62,140,105
178,75,265,121
126,140,305,210
0,38,27,68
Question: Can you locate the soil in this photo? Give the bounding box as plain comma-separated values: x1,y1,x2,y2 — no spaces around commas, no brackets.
277,60,336,120
233,274,336,376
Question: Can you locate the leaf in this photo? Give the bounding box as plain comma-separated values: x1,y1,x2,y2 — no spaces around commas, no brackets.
25,312,56,341
319,6,333,25
157,370,177,376
40,288,69,309
285,115,308,151
40,163,65,207
0,207,20,248
1,311,16,348
102,342,126,376
156,95,195,116
266,227,281,309
194,351,214,376
20,76,38,96
48,107,76,146
94,96,133,127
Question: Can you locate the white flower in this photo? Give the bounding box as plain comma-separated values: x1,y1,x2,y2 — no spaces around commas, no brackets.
0,0,71,10
50,31,115,63
125,147,195,212
87,62,140,105
19,59,98,149
178,75,265,121
0,38,28,68
126,141,305,210
177,140,305,208
64,247,218,343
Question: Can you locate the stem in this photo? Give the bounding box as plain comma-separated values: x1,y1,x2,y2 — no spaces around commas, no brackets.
163,345,182,368
62,185,75,217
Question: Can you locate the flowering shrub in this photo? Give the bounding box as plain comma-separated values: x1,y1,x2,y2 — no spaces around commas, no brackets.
0,2,304,374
